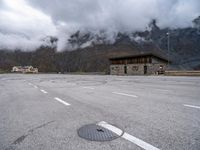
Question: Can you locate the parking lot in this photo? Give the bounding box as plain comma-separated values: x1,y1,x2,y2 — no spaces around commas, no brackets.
0,74,199,150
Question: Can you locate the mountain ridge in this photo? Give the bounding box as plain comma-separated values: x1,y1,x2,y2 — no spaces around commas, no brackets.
0,18,200,73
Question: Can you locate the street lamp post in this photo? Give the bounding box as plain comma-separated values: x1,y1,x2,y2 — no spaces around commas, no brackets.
166,30,170,68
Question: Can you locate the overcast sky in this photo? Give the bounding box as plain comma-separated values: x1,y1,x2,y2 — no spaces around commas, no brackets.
0,0,199,51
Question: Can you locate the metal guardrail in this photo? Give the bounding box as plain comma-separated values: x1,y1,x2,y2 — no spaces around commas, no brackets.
165,71,200,76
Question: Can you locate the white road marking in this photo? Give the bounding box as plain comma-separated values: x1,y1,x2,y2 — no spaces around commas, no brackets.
112,92,138,98
184,104,200,109
67,83,76,86
155,89,170,92
33,85,38,89
83,87,95,90
54,97,71,106
28,83,32,86
97,121,123,135
98,121,160,150
40,89,48,94
122,133,160,150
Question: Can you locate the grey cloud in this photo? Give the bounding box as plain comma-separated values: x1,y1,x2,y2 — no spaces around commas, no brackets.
28,0,200,30
0,0,200,51
0,0,57,51
0,33,42,51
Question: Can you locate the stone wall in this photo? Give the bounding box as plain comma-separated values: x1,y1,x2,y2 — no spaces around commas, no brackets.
126,64,146,75
110,63,167,75
147,64,167,75
110,65,126,75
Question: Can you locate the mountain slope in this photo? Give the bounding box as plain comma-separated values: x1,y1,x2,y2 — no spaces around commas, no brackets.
0,18,200,73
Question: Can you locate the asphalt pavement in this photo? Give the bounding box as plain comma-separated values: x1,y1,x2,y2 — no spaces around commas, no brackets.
0,74,199,150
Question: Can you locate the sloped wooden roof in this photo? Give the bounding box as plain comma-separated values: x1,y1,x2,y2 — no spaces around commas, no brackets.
109,52,169,63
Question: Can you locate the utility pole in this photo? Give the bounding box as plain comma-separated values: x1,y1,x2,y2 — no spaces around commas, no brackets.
166,30,170,68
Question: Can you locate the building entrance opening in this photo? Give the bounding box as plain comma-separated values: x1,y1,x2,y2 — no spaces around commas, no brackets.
124,65,127,74
144,65,147,74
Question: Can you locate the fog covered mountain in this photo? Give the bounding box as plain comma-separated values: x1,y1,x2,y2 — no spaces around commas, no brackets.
1,0,200,51
0,17,200,73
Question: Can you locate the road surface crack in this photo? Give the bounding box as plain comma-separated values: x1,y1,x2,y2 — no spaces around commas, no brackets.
5,121,55,150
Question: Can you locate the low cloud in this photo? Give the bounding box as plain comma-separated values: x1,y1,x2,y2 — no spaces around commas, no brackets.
0,0,200,51
0,0,57,51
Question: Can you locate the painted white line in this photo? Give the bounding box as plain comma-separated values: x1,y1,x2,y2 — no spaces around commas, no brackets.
83,87,95,90
155,89,170,92
184,104,200,109
54,97,71,106
97,121,123,135
33,85,38,89
98,121,160,150
112,92,138,98
40,89,48,94
122,133,160,150
28,83,32,86
67,83,76,86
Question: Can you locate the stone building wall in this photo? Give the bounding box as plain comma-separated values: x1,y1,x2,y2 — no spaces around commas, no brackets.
148,63,167,75
126,64,146,75
110,56,167,75
110,65,126,75
110,63,167,75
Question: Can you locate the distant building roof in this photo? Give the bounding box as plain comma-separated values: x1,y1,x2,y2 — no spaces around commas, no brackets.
109,52,169,63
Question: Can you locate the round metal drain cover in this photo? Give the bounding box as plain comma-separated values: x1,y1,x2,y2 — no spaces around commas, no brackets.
78,124,122,142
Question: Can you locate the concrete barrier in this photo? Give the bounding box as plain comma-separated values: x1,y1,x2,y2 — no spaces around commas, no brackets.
165,71,200,76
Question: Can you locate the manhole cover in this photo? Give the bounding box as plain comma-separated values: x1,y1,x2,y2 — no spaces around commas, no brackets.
78,124,123,142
